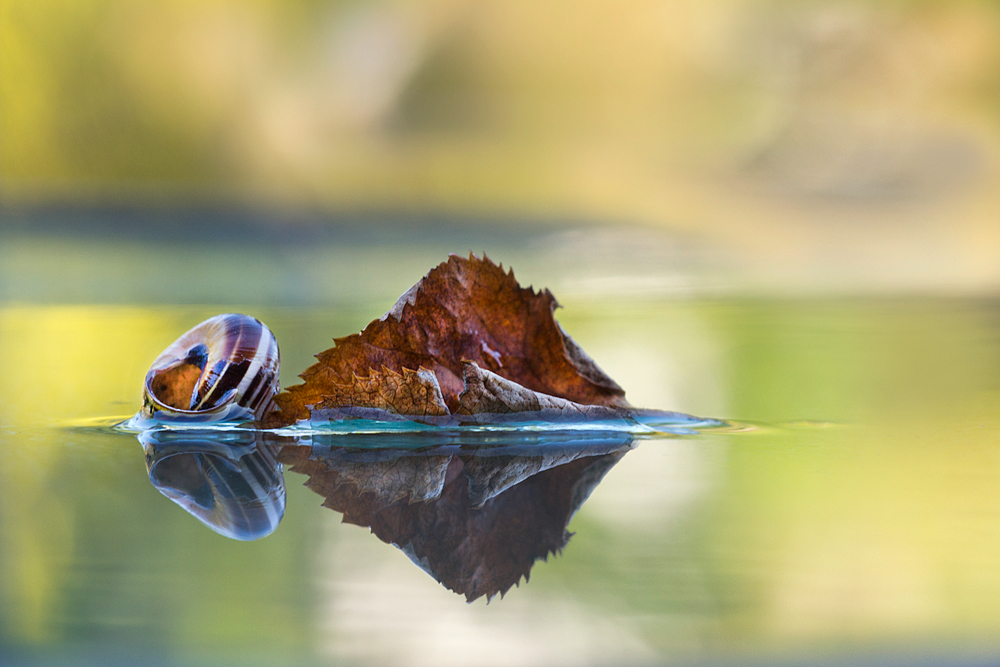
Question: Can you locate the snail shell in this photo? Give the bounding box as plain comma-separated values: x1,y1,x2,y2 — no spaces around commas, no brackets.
139,314,280,424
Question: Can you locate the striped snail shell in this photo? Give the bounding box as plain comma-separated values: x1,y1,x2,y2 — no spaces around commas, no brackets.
139,314,280,424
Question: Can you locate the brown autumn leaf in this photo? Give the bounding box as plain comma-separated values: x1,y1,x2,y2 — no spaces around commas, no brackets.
315,366,449,417
453,361,633,423
265,253,627,427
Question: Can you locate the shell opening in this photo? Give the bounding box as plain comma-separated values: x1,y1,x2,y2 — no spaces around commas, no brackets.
149,344,210,410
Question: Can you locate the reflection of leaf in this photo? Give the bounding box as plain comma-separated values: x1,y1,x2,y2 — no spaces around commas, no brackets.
276,436,632,602
279,444,452,507
265,254,627,427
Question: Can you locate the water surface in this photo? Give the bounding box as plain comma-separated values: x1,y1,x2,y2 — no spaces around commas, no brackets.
2,292,1000,666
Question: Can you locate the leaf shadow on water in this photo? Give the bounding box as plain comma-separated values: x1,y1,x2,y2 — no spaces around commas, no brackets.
137,428,640,602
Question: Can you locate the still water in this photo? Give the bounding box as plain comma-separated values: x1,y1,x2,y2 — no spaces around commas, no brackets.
2,246,1000,665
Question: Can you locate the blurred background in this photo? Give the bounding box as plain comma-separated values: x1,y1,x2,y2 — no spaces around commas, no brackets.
4,0,1000,296
6,3,1000,667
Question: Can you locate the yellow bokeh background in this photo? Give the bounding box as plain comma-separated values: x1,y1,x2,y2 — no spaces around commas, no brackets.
5,0,1000,292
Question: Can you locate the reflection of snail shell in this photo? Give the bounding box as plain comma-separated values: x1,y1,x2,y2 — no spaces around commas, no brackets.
140,314,280,423
139,430,286,541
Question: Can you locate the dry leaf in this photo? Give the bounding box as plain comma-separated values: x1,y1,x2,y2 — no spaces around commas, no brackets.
315,366,449,417
265,254,627,427
453,362,632,424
